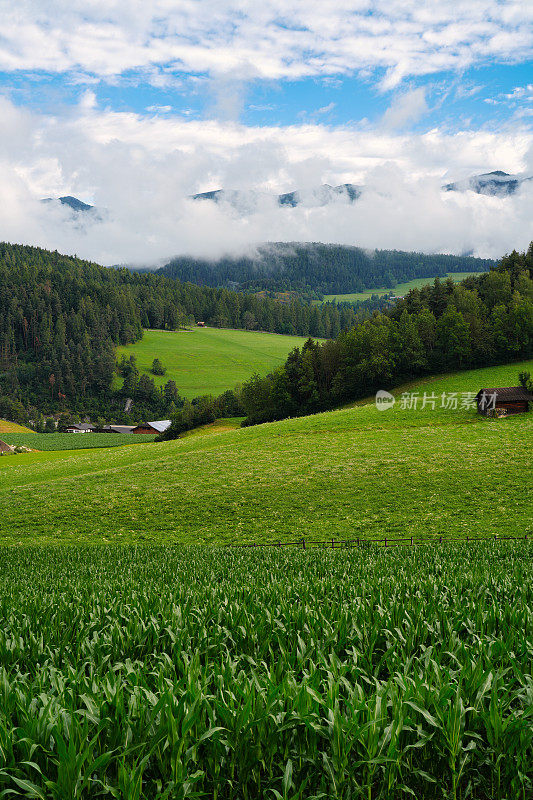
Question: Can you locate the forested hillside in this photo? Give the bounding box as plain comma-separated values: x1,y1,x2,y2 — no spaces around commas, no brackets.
159,242,494,297
236,246,533,424
0,243,365,419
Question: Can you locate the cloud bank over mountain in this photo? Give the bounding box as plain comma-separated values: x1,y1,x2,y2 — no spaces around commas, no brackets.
0,93,532,265
0,1,531,265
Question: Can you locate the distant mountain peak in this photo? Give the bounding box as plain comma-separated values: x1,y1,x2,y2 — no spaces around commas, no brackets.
443,171,532,197
42,195,94,211
193,172,532,212
192,183,362,211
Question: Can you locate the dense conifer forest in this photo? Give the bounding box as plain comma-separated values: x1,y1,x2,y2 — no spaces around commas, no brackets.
0,243,366,420
159,242,495,297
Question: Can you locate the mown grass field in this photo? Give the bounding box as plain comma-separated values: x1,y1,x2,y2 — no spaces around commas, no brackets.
0,432,156,451
0,544,531,799
0,418,33,434
115,327,317,397
322,271,485,303
0,359,530,545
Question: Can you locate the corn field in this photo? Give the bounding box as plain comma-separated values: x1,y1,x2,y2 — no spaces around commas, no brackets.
0,544,531,799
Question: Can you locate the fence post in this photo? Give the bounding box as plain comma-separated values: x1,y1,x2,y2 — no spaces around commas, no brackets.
384,537,387,548
410,536,413,546
302,538,306,550
439,535,442,544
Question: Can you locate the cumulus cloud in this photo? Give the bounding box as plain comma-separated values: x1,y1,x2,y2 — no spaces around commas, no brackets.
0,95,531,265
0,1,530,85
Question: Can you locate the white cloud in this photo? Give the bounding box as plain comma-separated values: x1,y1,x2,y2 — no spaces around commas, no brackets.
0,1,530,85
382,87,429,130
504,84,533,99
146,104,173,113
485,84,533,105
316,103,336,116
0,95,531,265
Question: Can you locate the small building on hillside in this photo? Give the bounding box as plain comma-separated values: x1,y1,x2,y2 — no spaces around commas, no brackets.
0,440,14,454
65,423,95,433
196,321,206,327
132,420,171,435
476,386,532,416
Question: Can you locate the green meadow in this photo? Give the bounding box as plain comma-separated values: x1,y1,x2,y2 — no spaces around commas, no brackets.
115,327,317,397
322,272,485,303
0,358,530,546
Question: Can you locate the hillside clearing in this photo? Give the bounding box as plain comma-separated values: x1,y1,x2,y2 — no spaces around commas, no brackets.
321,271,485,303
115,327,319,397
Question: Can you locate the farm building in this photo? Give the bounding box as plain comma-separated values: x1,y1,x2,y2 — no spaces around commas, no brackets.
0,440,14,454
102,425,136,434
132,420,171,435
476,386,532,415
196,321,206,327
65,423,95,433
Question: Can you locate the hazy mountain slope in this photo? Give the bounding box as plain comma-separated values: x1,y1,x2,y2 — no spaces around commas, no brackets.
159,242,494,295
443,170,533,196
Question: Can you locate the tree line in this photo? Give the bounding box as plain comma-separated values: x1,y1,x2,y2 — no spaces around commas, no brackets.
159,242,495,297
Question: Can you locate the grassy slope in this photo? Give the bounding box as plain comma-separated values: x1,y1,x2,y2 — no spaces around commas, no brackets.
115,327,317,397
322,272,484,303
0,359,530,545
0,419,33,434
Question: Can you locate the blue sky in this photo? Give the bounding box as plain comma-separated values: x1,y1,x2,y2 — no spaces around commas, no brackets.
0,1,531,263
1,60,532,133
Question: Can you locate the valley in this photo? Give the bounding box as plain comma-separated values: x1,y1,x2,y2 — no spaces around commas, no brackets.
1,5,532,796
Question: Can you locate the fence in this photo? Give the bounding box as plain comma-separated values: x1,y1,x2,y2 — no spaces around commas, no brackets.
228,534,530,549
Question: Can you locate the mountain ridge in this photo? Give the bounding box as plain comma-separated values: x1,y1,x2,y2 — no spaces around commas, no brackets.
43,170,532,218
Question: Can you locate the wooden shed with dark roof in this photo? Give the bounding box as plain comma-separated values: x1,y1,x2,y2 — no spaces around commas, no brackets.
475,386,532,416
0,440,14,454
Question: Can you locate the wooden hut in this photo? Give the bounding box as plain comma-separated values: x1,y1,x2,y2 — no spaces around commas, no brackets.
475,386,532,416
0,440,14,454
